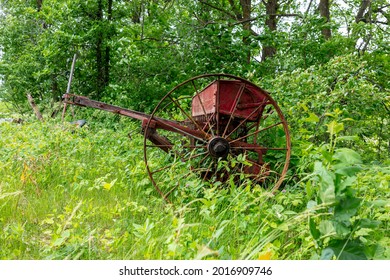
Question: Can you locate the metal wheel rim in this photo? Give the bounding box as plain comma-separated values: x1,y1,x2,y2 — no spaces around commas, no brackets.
143,74,291,203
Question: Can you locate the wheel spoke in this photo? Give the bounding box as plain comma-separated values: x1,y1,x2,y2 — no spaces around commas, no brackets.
222,83,246,138
163,184,180,200
225,98,268,139
144,74,291,203
230,146,287,151
158,95,191,114
192,80,215,137
168,95,210,139
150,162,177,175
187,150,209,161
197,152,210,167
149,150,203,175
158,119,207,143
215,76,220,135
229,122,283,144
145,144,206,149
202,160,215,181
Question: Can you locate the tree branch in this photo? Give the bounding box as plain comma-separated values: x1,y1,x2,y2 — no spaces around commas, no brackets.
27,93,44,122
231,13,302,26
355,0,371,23
372,20,389,25
228,0,242,20
198,0,237,19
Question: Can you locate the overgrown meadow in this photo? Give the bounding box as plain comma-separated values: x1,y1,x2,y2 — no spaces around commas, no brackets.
1,0,389,261
1,56,389,260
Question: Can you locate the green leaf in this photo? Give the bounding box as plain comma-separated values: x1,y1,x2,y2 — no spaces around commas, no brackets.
327,121,344,135
354,228,373,237
309,218,320,240
320,149,333,163
195,245,219,260
319,220,336,237
333,221,351,238
335,166,362,177
333,148,362,166
307,200,317,210
335,196,361,223
329,240,367,260
320,248,334,260
367,200,390,207
358,219,381,229
53,230,70,247
314,162,336,204
336,176,357,194
304,112,319,123
337,136,359,141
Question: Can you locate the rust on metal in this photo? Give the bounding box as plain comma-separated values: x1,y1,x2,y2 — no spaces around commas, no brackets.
62,73,291,203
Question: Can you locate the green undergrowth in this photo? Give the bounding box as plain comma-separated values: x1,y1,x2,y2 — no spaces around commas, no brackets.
0,116,389,260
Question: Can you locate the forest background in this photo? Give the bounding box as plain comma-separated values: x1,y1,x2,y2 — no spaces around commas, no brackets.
0,0,389,260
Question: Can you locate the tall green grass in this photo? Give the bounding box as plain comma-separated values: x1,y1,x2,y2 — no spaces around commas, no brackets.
0,115,388,259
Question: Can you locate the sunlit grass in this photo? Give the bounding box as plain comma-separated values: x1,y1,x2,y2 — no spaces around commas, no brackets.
0,117,388,260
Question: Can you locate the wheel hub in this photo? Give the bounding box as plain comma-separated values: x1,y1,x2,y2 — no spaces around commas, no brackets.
207,137,230,159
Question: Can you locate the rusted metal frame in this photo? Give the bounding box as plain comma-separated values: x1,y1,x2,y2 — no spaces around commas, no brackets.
27,93,44,122
64,93,209,143
250,103,268,145
246,121,261,132
230,141,287,151
162,150,209,199
262,106,274,120
145,144,206,149
167,95,210,139
253,118,261,145
192,80,215,137
62,54,77,121
162,152,209,199
225,98,269,139
202,112,216,135
150,150,208,176
158,95,191,115
154,96,202,138
237,101,271,110
154,152,197,177
144,128,173,153
238,156,272,174
202,160,215,181
153,118,207,143
150,164,175,175
245,160,276,180
159,86,215,137
222,82,246,138
216,76,221,135
229,121,283,144
251,101,272,148
152,150,210,200
264,100,291,192
163,185,178,200
64,94,152,122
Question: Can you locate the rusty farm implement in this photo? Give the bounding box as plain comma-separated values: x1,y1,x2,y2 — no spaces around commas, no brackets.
63,74,291,202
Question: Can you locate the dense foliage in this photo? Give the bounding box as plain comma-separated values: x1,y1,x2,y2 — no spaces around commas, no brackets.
0,0,389,260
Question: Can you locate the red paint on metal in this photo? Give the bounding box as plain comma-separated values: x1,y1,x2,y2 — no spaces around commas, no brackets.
192,80,267,121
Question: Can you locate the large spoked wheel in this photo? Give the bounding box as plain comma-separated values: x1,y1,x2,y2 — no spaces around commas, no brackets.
144,74,291,203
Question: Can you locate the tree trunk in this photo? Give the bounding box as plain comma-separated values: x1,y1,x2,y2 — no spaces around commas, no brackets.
240,0,252,64
27,93,44,122
105,0,113,87
262,0,278,61
356,0,371,23
319,0,331,40
96,0,104,98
